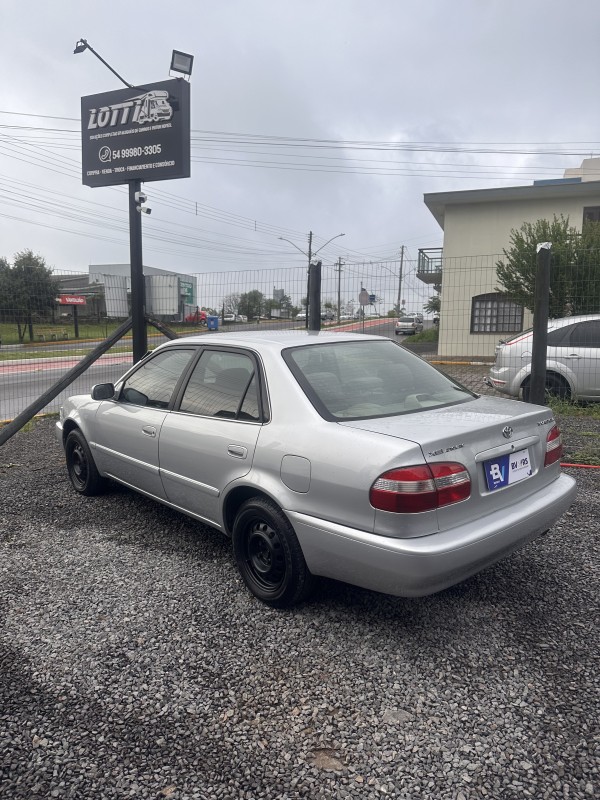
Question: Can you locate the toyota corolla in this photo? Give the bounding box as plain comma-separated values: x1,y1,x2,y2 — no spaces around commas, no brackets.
57,331,576,607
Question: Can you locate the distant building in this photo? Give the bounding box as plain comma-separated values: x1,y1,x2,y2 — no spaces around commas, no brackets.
54,264,197,321
422,161,600,357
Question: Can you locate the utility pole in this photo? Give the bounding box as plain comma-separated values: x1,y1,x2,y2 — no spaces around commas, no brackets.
396,245,404,314
305,231,313,329
336,257,343,321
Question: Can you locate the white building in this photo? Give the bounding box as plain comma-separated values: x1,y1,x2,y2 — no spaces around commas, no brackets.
423,163,600,358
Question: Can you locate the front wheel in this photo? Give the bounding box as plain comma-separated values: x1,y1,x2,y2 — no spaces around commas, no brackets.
232,497,315,608
65,429,107,496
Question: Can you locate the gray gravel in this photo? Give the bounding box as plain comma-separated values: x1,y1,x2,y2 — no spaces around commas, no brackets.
0,416,598,800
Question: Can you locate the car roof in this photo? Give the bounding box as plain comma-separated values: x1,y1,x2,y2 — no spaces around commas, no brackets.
548,314,600,328
157,329,384,355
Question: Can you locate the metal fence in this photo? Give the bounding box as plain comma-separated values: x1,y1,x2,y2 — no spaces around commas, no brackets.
1,252,599,425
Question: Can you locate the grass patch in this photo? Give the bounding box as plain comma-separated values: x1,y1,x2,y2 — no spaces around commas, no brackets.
403,327,439,344
566,449,600,466
0,345,135,362
546,396,600,419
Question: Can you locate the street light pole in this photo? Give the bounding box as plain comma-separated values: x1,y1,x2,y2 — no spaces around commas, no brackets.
75,39,147,362
278,231,345,328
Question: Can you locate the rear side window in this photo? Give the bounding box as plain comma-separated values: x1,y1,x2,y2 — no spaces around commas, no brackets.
178,350,260,421
120,349,195,408
547,325,575,346
568,321,600,347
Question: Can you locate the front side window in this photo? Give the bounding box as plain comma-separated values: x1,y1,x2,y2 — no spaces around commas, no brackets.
471,293,523,333
179,350,260,421
120,349,195,408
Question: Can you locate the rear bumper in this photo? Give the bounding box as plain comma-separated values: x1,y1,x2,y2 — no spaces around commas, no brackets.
288,473,576,597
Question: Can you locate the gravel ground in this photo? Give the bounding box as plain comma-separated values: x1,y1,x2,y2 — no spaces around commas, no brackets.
0,416,598,800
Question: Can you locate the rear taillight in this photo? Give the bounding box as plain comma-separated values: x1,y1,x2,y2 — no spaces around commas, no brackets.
370,462,471,513
544,424,563,467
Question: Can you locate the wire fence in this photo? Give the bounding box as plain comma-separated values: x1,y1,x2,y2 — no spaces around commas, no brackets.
1,252,599,423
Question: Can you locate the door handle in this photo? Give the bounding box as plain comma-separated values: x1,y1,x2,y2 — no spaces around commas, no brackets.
142,426,157,437
228,445,247,458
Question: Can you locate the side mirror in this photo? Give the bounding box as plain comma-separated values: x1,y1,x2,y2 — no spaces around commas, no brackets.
91,383,115,401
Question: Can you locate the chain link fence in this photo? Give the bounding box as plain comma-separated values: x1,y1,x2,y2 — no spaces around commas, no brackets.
1,253,599,424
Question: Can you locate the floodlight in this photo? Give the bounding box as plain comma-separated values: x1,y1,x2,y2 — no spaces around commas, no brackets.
170,50,194,77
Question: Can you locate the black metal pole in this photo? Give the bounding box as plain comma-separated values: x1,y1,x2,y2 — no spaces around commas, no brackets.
129,180,147,362
528,242,551,404
308,260,322,332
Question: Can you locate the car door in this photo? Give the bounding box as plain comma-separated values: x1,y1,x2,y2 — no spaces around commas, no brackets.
561,320,600,399
93,347,196,497
158,349,263,526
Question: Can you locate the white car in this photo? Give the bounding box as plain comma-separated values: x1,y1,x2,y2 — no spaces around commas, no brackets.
57,330,575,608
223,313,236,323
395,316,424,336
488,315,600,402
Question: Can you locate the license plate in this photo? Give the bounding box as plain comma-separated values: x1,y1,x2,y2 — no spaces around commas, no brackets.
484,448,532,491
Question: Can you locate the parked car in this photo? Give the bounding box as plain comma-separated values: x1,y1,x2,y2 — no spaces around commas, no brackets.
488,314,600,402
235,314,248,323
295,311,307,321
184,309,207,326
223,313,236,323
57,331,575,608
395,315,424,335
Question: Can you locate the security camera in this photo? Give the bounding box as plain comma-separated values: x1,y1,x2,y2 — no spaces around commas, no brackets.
134,191,147,203
136,205,151,215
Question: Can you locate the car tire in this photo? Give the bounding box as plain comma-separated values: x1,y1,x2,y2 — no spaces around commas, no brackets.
65,429,107,496
521,373,571,403
232,497,316,608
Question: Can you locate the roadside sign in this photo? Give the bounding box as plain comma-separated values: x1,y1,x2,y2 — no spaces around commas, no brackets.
81,78,191,187
57,295,86,305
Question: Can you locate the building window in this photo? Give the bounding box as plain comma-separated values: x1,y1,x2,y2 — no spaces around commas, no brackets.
470,293,523,334
583,206,600,224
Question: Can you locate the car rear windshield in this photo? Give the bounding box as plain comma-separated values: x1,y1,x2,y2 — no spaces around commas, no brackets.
284,339,474,420
398,317,418,323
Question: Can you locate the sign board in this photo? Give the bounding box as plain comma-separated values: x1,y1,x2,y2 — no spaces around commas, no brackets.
58,295,86,305
180,279,194,304
369,294,376,304
81,78,190,187
359,289,370,306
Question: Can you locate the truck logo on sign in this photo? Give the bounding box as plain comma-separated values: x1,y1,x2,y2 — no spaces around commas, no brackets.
87,90,174,130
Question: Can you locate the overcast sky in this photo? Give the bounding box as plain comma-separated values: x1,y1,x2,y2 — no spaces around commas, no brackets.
2,0,600,280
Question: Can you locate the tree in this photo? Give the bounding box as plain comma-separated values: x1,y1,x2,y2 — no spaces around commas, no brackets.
496,215,600,317
238,289,265,320
222,292,241,315
423,294,440,315
0,250,59,342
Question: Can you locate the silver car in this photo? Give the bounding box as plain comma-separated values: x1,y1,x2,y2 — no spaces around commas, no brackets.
395,316,424,335
489,314,600,402
57,331,575,608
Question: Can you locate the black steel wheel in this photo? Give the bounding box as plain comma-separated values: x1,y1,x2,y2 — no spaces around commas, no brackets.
65,429,107,496
522,373,571,403
232,497,315,608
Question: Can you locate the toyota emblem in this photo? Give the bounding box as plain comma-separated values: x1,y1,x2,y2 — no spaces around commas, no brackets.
502,426,513,439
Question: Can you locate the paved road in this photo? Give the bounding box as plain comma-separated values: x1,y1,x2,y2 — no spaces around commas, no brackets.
0,320,494,422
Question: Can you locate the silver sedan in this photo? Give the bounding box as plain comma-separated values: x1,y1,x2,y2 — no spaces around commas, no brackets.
57,330,576,607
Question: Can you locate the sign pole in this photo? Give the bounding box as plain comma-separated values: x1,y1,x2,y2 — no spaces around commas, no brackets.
129,179,147,362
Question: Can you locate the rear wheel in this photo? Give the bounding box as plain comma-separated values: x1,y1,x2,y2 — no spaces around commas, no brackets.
232,497,315,608
65,429,107,496
522,373,571,403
